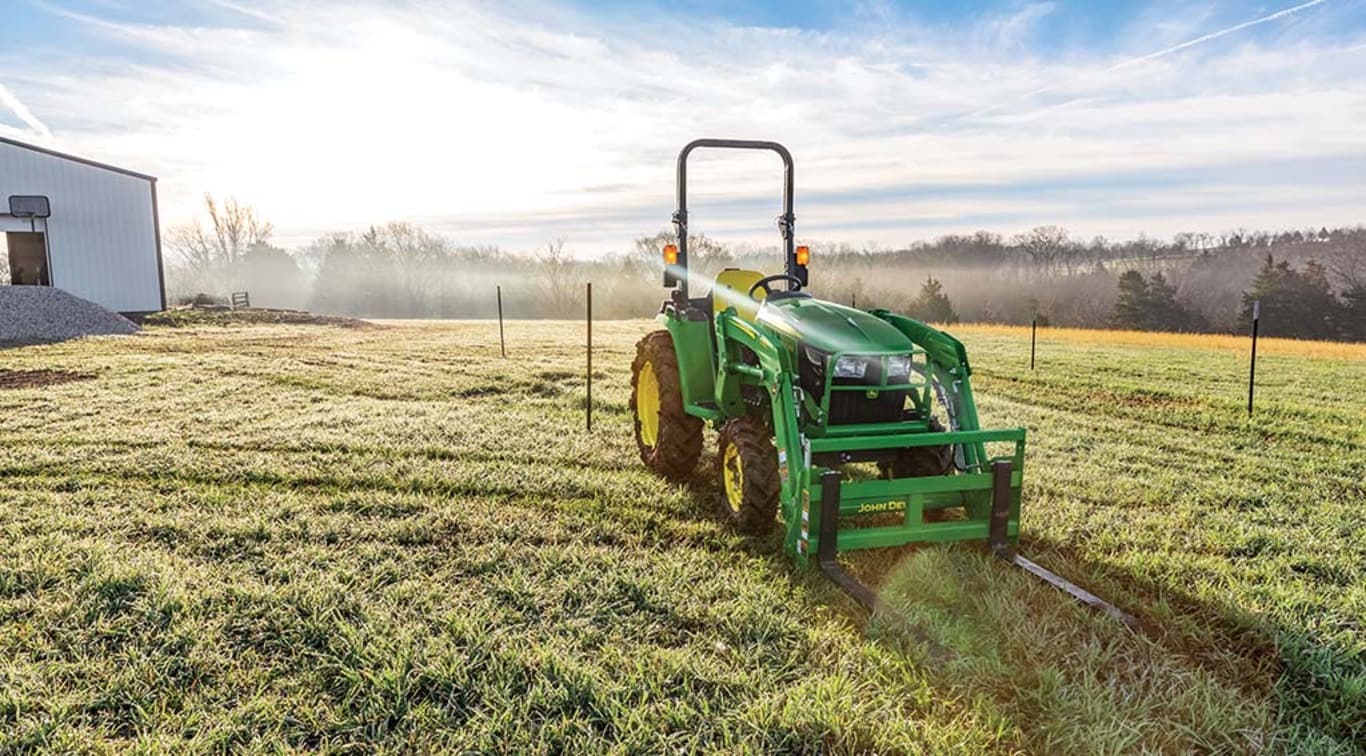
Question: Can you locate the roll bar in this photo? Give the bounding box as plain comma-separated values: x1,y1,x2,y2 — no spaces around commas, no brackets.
669,139,801,297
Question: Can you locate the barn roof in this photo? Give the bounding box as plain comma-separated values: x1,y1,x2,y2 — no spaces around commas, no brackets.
0,135,157,183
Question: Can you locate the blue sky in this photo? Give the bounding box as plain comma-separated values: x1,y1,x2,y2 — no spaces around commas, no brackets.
3,0,1365,253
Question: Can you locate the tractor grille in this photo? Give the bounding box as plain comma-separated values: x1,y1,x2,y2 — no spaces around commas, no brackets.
827,388,907,425
799,345,909,426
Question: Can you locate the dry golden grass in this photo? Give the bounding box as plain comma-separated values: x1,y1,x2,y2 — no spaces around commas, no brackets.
953,322,1366,361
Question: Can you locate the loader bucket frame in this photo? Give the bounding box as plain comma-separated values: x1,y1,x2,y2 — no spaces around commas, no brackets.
690,308,1025,565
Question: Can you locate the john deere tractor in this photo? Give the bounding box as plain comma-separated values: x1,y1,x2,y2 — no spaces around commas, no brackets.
631,139,1131,623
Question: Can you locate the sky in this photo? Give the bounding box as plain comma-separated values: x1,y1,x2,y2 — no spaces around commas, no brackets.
2,0,1365,255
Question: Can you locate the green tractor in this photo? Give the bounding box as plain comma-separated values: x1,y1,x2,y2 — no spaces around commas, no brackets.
631,139,1132,625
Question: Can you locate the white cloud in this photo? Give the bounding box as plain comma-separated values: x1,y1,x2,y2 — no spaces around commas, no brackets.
2,0,1363,253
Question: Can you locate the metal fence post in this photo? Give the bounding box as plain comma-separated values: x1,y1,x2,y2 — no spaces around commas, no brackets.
1248,300,1260,417
497,285,506,358
586,282,593,432
1030,317,1037,371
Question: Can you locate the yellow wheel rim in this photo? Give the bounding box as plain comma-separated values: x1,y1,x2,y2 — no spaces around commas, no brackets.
722,443,744,513
637,361,661,447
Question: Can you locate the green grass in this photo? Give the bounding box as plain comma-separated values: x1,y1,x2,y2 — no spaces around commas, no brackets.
0,320,1361,753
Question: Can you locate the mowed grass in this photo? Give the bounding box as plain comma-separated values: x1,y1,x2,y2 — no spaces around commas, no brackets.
0,319,1361,753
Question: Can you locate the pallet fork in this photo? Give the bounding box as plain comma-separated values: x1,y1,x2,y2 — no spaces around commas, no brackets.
816,461,1139,639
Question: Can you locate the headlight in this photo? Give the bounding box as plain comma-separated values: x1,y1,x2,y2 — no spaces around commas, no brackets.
887,355,912,378
833,355,868,379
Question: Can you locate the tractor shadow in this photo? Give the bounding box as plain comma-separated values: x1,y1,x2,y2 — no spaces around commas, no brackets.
1009,534,1363,745
858,530,1360,745
671,460,1360,745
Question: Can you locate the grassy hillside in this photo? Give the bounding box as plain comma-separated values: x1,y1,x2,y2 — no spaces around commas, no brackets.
0,320,1361,752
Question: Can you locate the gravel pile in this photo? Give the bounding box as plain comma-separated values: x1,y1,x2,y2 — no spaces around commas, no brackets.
0,287,139,345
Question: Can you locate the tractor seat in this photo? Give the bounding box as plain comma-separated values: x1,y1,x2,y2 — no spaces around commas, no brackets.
711,268,767,321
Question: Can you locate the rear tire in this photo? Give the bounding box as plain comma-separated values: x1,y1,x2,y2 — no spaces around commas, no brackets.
631,330,703,481
716,415,780,534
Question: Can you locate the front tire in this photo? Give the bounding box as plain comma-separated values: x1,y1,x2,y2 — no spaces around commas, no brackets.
878,418,955,480
715,415,780,534
879,418,956,521
631,330,703,481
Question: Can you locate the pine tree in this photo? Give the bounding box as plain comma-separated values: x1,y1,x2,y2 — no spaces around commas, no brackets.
907,275,958,324
1342,284,1366,342
1110,270,1149,330
1145,273,1179,329
1144,273,1203,332
1240,255,1342,339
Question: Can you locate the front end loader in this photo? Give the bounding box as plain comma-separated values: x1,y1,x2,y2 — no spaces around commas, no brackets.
630,139,1133,628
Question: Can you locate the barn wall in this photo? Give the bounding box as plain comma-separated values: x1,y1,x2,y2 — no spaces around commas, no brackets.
0,139,162,313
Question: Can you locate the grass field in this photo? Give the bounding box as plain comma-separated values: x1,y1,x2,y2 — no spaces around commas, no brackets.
0,318,1362,753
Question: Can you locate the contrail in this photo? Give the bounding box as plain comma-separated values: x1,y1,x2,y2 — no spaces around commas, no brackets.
993,0,1332,107
206,0,283,25
1107,0,1330,71
0,81,53,140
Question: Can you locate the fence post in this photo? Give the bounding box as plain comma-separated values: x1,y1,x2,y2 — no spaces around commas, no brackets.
1248,300,1260,417
1030,316,1037,371
586,282,593,432
496,285,506,358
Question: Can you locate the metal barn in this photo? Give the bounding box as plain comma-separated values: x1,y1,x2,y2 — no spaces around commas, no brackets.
0,136,164,315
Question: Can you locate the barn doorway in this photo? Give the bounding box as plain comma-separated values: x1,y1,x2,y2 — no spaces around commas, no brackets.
3,232,49,286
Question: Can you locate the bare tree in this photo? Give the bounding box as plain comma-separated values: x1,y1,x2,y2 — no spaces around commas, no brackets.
538,239,580,317
631,230,731,281
166,195,273,272
1013,225,1071,277
632,231,674,275
1322,231,1366,292
363,222,451,313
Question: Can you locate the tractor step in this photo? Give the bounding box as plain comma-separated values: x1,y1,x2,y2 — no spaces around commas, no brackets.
815,462,1138,646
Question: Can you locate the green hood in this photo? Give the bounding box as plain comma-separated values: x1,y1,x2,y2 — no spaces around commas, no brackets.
757,296,913,354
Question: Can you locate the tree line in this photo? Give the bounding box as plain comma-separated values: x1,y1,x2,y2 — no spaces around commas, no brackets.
164,196,1366,342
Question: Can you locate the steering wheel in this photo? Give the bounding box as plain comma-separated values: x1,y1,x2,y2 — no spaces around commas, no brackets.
748,274,804,300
